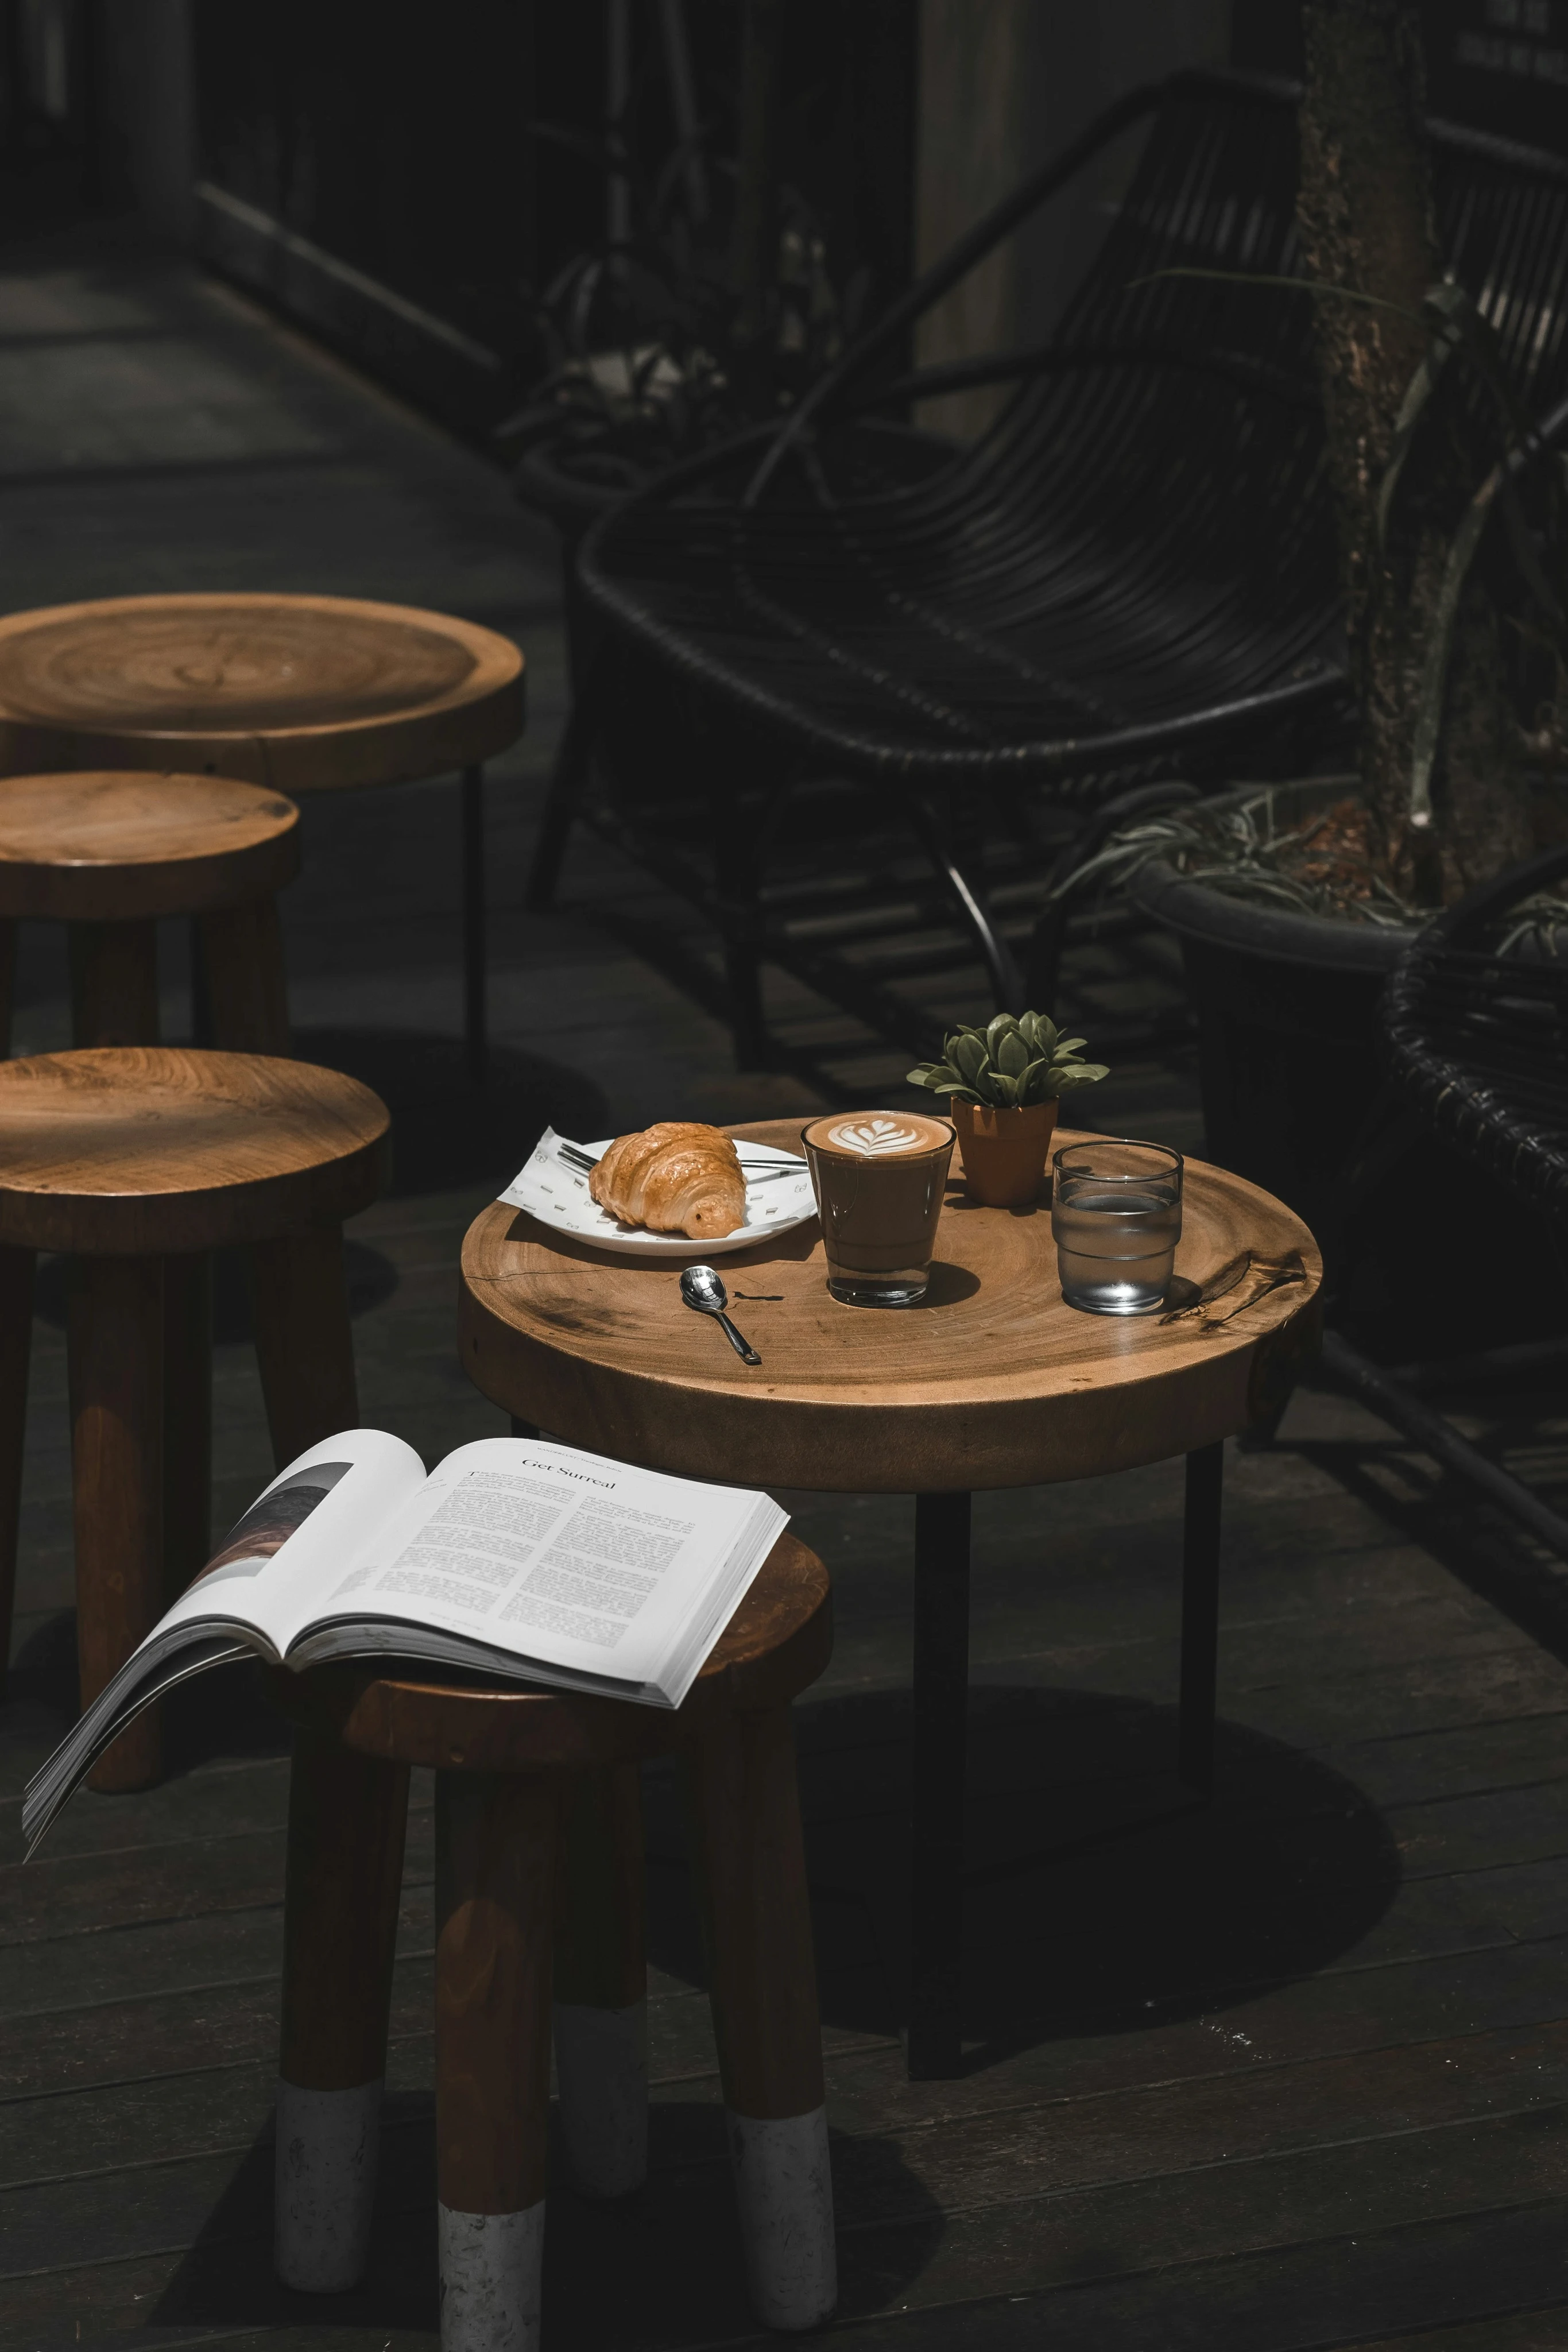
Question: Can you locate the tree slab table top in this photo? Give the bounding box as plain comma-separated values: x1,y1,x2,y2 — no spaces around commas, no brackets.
459,1122,1323,1494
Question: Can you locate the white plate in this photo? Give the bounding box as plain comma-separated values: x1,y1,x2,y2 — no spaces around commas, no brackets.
498,1128,818,1259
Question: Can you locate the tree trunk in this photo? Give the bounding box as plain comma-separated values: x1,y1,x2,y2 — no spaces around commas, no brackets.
1296,0,1528,899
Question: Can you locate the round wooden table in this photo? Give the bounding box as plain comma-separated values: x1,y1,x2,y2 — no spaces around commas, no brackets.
0,593,525,1078
459,1121,1323,2076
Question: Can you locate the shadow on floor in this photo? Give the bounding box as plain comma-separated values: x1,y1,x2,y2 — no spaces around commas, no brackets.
150,2092,941,2347
646,1686,1400,2060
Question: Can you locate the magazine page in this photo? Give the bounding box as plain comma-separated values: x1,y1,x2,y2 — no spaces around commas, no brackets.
157,1428,429,1652
293,1436,784,1688
20,1430,429,1858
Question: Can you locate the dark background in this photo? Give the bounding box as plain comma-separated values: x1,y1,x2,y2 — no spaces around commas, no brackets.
192,0,916,434
4,3,1568,439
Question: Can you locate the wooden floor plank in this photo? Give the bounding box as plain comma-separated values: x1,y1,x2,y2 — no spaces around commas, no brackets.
7,2107,1568,2349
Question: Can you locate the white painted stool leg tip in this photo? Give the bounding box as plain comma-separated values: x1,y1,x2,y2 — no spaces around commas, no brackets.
553,1997,649,2198
727,2106,838,2332
439,2200,545,2352
273,2078,382,2294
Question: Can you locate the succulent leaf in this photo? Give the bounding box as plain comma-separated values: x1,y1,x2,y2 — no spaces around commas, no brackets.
915,1011,1108,1107
951,1032,989,1085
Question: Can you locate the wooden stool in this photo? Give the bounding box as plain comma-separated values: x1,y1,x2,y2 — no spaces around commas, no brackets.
0,594,524,1080
0,1047,389,1789
0,769,300,1055
267,1533,837,2341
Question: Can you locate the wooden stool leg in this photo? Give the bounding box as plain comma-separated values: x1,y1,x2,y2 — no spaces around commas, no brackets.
249,1229,358,1468
685,1707,836,2332
162,1255,211,1606
200,899,292,1056
276,1723,410,2292
436,1769,556,2352
69,1255,164,1792
0,1246,33,1694
553,1762,648,2198
68,920,160,1046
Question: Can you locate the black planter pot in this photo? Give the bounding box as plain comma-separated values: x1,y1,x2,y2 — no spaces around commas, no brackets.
1129,779,1568,1353
1127,780,1404,1238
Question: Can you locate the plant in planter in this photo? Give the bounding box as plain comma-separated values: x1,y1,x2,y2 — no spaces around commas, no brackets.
1036,6,1568,1333
497,2,865,538
907,1013,1109,1209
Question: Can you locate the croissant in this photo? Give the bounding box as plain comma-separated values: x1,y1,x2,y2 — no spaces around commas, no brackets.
589,1121,748,1238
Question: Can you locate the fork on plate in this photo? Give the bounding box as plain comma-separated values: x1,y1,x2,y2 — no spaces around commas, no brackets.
554,1139,806,1185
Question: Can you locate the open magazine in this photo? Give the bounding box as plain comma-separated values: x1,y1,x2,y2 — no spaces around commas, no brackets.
24,1430,787,1855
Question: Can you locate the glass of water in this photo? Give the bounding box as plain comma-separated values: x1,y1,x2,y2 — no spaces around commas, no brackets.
1052,1139,1183,1316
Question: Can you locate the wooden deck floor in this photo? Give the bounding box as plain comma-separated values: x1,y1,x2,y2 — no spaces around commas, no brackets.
5,229,1568,2352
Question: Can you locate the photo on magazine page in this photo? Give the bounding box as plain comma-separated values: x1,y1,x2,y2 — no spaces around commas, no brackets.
192,1460,355,1591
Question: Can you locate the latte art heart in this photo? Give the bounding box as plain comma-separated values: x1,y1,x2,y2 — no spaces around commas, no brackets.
827,1117,927,1158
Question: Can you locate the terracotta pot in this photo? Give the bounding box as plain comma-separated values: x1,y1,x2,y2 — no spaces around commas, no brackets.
952,1098,1059,1208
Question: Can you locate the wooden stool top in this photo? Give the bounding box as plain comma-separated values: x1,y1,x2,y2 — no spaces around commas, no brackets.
0,593,524,794
0,1047,388,1255
268,1530,830,1771
0,771,299,921
459,1122,1323,1494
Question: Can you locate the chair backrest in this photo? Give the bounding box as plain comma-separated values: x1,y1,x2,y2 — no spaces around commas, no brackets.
941,75,1568,628
1435,118,1568,421
952,78,1326,639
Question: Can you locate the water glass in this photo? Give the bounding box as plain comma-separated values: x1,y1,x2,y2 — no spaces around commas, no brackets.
1052,1139,1183,1316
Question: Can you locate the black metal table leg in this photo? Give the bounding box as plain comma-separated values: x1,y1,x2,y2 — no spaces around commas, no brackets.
907,1488,971,2080
1178,1441,1225,1799
525,666,600,911
462,764,486,1086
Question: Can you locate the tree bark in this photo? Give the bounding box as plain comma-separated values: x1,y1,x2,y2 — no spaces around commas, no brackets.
1297,0,1528,898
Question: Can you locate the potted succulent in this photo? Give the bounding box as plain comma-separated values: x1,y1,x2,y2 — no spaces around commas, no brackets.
907,1012,1109,1209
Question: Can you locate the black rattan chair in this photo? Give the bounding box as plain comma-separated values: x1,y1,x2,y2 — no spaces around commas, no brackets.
1319,842,1568,1558
533,67,1568,1066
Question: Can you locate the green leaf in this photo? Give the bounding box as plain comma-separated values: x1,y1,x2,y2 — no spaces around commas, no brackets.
986,1012,1020,1050
951,1033,989,1086
1410,463,1502,828
991,1069,1020,1106
996,1029,1031,1080
1126,266,1426,331
1376,339,1450,550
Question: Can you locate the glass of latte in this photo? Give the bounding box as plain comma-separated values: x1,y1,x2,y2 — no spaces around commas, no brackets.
802,1112,956,1306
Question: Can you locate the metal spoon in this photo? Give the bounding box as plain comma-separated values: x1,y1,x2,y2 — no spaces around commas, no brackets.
680,1264,761,1365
